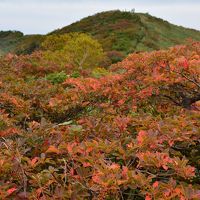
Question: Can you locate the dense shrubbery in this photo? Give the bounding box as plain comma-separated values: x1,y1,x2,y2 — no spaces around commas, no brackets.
0,42,200,199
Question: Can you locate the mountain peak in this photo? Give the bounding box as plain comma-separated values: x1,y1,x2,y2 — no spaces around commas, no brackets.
51,10,200,54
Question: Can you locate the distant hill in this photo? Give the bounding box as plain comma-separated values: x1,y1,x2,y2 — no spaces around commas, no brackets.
0,31,23,56
0,31,44,56
1,10,200,58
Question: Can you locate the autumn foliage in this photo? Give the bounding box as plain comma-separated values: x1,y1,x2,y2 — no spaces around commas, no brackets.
0,41,200,199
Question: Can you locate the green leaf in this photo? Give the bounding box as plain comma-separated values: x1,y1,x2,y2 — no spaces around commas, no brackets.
58,120,73,126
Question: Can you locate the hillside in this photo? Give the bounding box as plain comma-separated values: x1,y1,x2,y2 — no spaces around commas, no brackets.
0,31,44,56
1,10,200,59
52,10,200,55
0,31,23,56
0,40,200,199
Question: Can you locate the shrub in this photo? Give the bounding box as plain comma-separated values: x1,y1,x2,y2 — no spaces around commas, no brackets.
46,71,68,84
0,42,200,199
92,67,110,78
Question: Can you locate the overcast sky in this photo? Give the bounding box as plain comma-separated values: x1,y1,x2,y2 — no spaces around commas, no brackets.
0,0,200,35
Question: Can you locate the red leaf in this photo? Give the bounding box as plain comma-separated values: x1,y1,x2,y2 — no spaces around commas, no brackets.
109,163,120,170
7,187,17,195
117,99,125,106
137,130,148,145
83,162,92,167
70,168,75,176
162,165,168,170
92,174,101,184
122,166,128,178
145,195,152,200
153,181,159,188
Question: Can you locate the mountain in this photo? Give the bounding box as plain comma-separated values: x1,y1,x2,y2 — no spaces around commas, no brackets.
1,10,200,57
52,10,200,54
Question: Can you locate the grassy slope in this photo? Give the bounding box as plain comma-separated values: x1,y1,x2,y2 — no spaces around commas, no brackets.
137,13,200,51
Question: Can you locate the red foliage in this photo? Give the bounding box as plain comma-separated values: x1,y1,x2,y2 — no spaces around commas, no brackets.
0,42,199,199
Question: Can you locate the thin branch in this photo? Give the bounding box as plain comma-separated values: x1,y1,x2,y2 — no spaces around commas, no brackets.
161,94,181,106
16,149,28,197
172,70,200,88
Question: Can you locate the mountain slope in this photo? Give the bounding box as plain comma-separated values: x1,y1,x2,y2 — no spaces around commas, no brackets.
52,10,200,54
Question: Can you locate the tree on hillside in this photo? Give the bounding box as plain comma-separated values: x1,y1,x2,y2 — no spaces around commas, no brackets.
41,33,105,69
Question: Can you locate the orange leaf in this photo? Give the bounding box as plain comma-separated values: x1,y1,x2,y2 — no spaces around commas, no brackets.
30,157,39,167
0,128,20,137
46,145,60,154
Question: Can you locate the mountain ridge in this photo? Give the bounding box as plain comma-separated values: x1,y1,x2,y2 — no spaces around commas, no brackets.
1,10,200,57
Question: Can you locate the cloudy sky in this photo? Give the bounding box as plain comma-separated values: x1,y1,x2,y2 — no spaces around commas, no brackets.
0,0,200,34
